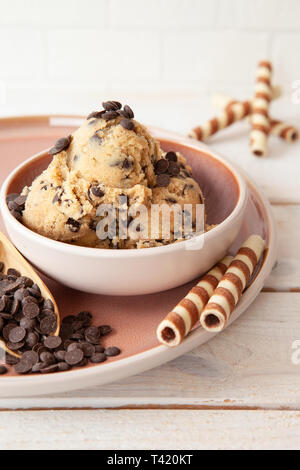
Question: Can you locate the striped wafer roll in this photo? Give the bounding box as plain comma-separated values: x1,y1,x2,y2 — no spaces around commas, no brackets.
250,61,272,157
156,255,233,347
269,119,298,142
200,235,265,333
188,102,251,141
212,93,298,143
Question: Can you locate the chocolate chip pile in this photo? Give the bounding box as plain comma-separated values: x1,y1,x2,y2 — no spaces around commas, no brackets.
6,193,27,222
0,264,120,375
87,101,135,131
155,151,180,188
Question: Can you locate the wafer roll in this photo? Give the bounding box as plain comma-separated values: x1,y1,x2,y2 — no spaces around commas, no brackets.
269,119,298,142
212,93,298,143
250,61,272,157
189,102,251,141
200,235,265,333
157,255,233,347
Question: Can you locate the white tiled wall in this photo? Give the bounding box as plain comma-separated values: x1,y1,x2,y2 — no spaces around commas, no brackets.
0,0,299,120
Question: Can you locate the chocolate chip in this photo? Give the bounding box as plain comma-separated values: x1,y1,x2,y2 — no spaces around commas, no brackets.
66,217,80,233
168,161,180,176
89,219,98,231
6,193,19,204
40,315,57,335
156,174,170,187
67,342,81,352
57,362,71,372
54,350,66,361
14,359,33,374
155,159,169,174
31,362,46,373
90,353,107,363
122,158,134,170
102,110,119,121
122,105,134,119
5,353,19,365
7,268,20,278
90,185,104,198
9,326,26,343
14,195,27,208
105,346,121,357
89,133,102,145
165,151,177,162
44,299,54,311
44,336,62,350
99,325,112,336
65,348,84,366
84,326,101,344
26,331,39,348
120,119,135,131
80,342,95,358
40,351,55,365
102,101,122,111
77,311,92,327
14,288,29,301
49,135,72,155
166,197,177,204
22,350,39,367
0,295,9,312
95,345,105,353
0,366,8,375
87,111,105,120
40,364,58,374
23,302,40,319
7,341,25,351
52,187,63,204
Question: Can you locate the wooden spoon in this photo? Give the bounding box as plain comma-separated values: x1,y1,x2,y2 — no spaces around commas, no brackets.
0,231,60,359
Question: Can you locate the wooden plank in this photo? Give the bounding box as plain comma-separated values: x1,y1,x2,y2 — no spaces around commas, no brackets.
265,204,300,291
1,293,300,410
0,409,299,450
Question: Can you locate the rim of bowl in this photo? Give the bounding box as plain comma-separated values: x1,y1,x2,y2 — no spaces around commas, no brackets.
0,126,248,259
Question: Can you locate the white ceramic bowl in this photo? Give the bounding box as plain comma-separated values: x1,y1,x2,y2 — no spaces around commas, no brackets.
0,127,248,295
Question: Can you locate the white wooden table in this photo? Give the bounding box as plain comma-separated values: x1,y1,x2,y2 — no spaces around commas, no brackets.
0,96,299,450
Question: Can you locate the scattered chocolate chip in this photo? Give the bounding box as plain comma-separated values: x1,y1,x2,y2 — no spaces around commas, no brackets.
95,345,105,353
90,353,106,364
104,346,121,357
84,326,101,344
40,364,58,374
165,151,177,162
7,268,20,278
44,336,62,350
14,359,33,374
23,302,40,319
89,133,102,145
49,135,72,155
99,325,112,336
65,348,84,366
120,119,135,131
14,195,27,208
168,161,180,176
155,159,169,174
166,197,177,204
77,311,92,327
156,174,170,187
66,217,81,233
44,299,54,311
9,326,26,343
102,110,119,121
102,101,122,111
122,105,134,119
90,185,104,198
80,342,95,358
40,315,57,335
57,362,71,372
6,193,19,204
22,350,39,367
87,111,105,120
122,158,134,170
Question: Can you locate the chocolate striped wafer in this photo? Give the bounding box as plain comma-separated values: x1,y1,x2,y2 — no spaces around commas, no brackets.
269,119,298,143
200,235,265,333
212,93,298,143
188,102,251,141
156,255,233,347
250,61,272,157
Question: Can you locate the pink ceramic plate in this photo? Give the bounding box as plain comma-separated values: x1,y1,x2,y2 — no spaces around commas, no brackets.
0,116,277,397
